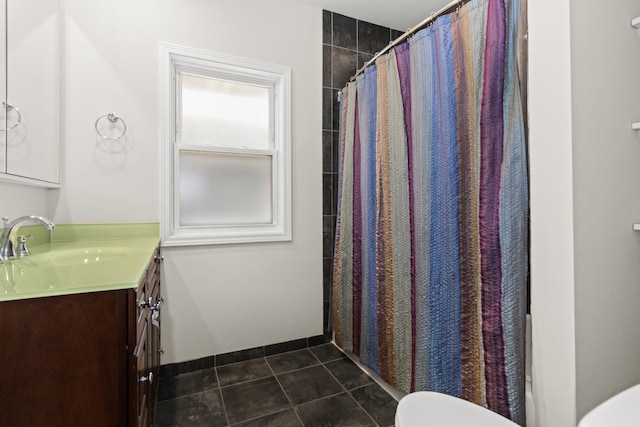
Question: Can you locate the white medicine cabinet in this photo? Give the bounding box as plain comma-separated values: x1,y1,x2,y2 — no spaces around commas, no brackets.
0,0,60,187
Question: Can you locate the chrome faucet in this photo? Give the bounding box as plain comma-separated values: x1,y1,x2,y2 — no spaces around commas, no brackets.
0,215,55,262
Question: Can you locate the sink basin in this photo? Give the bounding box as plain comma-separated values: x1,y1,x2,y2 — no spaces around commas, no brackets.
0,223,160,302
32,246,142,267
0,244,148,295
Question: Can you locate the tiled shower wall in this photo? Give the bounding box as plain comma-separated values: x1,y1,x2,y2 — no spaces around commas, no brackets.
322,10,402,337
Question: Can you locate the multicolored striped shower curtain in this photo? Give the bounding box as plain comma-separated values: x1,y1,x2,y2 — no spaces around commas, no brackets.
332,0,528,424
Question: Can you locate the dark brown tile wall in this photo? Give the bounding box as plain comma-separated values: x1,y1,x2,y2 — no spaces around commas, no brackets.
159,335,328,379
322,10,402,338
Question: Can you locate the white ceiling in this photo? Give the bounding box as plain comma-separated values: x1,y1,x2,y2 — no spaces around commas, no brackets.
294,0,452,31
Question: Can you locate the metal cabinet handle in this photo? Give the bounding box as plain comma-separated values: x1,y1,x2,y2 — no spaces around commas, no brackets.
150,296,165,311
154,255,164,263
140,296,165,311
139,372,153,384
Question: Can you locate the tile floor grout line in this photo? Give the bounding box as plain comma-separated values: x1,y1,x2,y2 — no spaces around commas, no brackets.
156,385,218,404
320,346,382,427
157,365,228,406
155,343,396,427
271,360,323,377
345,386,384,427
268,359,322,376
227,407,298,427
218,358,292,426
265,355,306,426
341,348,404,402
267,346,318,361
218,370,279,390
287,356,379,424
292,389,382,426
214,366,232,427
270,346,370,425
294,389,357,407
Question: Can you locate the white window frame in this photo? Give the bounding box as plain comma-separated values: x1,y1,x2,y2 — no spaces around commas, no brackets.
160,43,291,246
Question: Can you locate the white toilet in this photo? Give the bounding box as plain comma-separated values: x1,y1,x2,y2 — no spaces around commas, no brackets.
578,384,640,427
395,391,519,426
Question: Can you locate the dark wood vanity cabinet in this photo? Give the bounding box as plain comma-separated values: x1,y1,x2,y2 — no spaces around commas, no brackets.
0,247,162,427
130,246,162,427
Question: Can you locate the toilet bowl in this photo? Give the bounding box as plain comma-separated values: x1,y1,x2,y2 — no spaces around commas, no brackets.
395,391,519,426
578,384,640,427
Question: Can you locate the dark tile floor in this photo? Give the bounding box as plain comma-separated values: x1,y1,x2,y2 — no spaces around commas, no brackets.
155,343,398,427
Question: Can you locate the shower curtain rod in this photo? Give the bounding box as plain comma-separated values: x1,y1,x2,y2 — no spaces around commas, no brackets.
349,0,471,81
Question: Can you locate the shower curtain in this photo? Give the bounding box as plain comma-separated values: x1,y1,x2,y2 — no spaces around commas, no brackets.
332,0,528,424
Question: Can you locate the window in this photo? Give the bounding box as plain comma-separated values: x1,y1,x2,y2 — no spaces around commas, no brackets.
161,43,291,245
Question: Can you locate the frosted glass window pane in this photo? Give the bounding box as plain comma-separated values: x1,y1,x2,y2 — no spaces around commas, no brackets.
180,74,270,150
179,151,273,226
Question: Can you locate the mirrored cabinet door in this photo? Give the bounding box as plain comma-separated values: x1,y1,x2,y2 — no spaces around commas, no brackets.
3,0,60,186
0,0,6,175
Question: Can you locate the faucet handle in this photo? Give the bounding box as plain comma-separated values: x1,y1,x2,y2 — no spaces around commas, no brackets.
2,217,8,228
16,234,32,257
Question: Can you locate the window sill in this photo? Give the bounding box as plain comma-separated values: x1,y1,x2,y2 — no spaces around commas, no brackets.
161,227,292,246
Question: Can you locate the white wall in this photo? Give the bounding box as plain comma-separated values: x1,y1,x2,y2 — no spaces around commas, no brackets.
571,0,640,420
5,1,639,424
0,181,49,220
49,0,322,363
528,0,577,426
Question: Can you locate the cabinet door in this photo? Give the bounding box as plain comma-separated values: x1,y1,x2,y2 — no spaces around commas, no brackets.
0,291,128,427
0,0,6,174
6,0,60,183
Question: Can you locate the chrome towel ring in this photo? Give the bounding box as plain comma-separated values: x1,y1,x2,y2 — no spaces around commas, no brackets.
1,101,22,131
95,112,127,140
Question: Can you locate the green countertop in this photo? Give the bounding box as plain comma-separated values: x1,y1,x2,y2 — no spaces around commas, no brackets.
0,223,160,302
